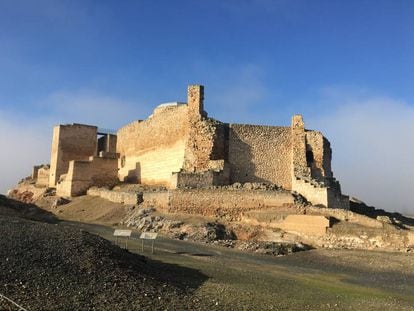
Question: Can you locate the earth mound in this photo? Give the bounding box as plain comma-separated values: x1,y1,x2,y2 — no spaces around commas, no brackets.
0,200,207,310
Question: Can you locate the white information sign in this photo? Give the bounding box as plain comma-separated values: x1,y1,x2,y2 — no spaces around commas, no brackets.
140,232,158,240
114,229,132,237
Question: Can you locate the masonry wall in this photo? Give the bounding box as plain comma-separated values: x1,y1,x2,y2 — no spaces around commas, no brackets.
280,215,330,235
183,85,222,173
168,189,295,221
305,131,333,180
117,104,188,187
228,124,292,189
87,187,142,205
36,167,50,186
292,178,329,206
49,124,97,186
57,156,118,196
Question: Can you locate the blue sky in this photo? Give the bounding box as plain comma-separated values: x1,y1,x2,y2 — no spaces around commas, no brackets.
0,0,413,212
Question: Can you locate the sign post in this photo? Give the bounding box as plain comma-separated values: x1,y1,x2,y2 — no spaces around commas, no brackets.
139,232,158,254
113,229,132,250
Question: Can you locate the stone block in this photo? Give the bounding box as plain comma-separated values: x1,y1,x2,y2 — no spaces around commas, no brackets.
280,215,330,235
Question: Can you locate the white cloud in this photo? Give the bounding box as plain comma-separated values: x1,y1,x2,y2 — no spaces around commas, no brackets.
0,111,50,194
0,90,150,194
307,90,414,214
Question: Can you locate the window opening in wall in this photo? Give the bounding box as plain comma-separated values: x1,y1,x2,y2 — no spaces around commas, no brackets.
97,134,106,154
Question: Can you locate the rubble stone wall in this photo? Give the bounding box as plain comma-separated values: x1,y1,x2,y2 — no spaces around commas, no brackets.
228,124,292,189
167,189,295,221
87,187,142,205
117,105,188,187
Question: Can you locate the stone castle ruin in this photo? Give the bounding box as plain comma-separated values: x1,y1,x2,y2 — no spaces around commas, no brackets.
34,85,349,210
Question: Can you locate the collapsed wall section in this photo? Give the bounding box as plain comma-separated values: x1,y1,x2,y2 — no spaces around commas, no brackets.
305,131,333,180
174,85,230,187
291,115,349,209
32,165,50,186
228,124,292,189
98,133,117,155
117,104,188,187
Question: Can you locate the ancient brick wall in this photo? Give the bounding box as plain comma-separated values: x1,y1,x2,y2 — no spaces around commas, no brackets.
49,124,97,187
117,104,188,187
228,124,292,189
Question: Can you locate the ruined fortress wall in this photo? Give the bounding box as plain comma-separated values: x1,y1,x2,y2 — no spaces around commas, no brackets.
49,124,97,186
292,178,329,206
36,167,50,186
167,189,295,221
171,171,215,188
228,125,292,189
305,131,332,179
87,187,142,205
117,105,188,187
98,134,117,154
57,157,118,196
183,85,222,173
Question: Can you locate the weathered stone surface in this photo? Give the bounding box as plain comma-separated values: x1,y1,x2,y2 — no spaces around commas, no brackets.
49,124,98,187
280,215,330,236
228,124,292,189
87,187,142,205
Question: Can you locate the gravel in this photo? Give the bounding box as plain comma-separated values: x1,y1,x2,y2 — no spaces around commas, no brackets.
0,214,207,310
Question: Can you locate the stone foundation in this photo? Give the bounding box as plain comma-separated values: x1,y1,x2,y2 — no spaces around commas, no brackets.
279,215,330,236
57,155,118,197
87,187,142,205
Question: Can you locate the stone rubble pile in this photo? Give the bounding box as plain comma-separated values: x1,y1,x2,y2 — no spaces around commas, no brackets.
123,207,183,232
122,206,310,256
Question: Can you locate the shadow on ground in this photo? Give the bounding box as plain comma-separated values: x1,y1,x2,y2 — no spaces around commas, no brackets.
0,194,58,223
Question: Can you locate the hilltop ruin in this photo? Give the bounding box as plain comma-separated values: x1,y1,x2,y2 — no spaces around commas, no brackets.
32,84,348,210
